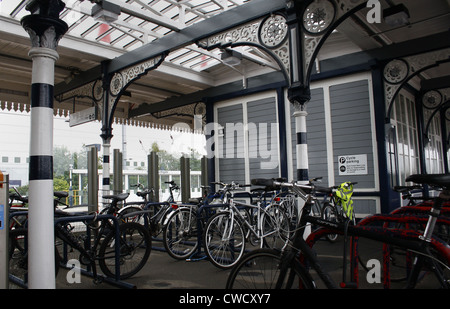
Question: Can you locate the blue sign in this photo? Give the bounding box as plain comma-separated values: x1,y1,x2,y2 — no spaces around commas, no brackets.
0,204,4,230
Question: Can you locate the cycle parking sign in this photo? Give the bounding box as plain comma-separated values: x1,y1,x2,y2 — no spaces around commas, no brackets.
338,154,368,176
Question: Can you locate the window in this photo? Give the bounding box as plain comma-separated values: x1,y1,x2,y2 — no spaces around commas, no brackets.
14,157,21,163
390,92,422,186
423,108,444,174
2,157,8,163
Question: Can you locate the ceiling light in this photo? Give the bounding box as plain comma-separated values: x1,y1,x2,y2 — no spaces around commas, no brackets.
383,4,410,27
92,1,121,24
221,50,242,66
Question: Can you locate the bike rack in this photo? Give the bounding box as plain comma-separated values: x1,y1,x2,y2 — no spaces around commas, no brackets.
119,208,168,252
8,211,136,289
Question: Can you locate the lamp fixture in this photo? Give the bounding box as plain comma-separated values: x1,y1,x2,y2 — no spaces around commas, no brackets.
383,4,410,27
92,1,121,24
221,50,242,66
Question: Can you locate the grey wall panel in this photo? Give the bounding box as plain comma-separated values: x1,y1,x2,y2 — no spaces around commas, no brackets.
217,104,245,184
248,97,279,180
330,80,375,188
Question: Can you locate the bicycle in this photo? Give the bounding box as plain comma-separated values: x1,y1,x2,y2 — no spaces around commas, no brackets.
118,181,179,237
320,181,357,242
162,183,226,260
226,174,450,289
203,181,290,269
9,193,152,288
9,187,29,229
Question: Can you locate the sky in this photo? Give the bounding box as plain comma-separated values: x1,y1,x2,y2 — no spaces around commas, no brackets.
0,109,206,168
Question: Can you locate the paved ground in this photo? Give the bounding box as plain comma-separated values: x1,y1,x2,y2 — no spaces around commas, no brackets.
52,236,442,290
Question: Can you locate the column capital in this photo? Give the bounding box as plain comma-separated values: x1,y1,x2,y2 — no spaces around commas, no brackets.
21,0,68,50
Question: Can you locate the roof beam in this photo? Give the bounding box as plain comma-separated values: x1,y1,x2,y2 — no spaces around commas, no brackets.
55,0,288,95
129,71,286,118
421,75,450,92
108,0,183,31
107,0,288,73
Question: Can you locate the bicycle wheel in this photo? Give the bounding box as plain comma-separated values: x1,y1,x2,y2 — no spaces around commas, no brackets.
203,211,246,269
321,203,338,242
118,206,144,224
163,207,199,260
9,228,61,288
9,228,29,286
279,193,300,228
226,248,315,289
261,204,290,249
98,222,151,280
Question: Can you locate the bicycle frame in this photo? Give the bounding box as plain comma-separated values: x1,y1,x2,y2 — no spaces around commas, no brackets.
54,214,122,281
229,200,283,245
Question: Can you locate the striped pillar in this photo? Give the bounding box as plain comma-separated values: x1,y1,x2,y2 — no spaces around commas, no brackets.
293,106,309,184
102,142,111,198
27,47,59,289
21,1,68,289
293,105,310,238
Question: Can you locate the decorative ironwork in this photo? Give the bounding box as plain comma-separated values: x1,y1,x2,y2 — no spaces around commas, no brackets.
384,48,450,118
259,14,289,49
106,54,166,120
302,0,336,35
383,59,409,84
197,15,291,80
422,90,442,110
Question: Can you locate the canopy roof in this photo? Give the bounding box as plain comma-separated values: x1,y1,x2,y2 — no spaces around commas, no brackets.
0,0,449,129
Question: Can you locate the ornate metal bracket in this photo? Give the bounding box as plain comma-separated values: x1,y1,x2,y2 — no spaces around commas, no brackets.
196,0,366,105
421,88,450,140
384,48,450,121
196,14,291,83
98,54,166,139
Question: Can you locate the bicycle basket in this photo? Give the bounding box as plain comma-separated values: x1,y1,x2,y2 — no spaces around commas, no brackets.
335,182,354,220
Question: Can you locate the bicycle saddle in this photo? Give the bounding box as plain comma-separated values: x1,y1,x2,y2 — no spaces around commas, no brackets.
54,191,69,199
406,174,450,189
103,193,130,201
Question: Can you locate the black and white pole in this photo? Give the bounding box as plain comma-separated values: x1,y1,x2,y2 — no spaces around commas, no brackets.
293,103,309,184
21,0,68,289
293,102,311,237
102,141,111,197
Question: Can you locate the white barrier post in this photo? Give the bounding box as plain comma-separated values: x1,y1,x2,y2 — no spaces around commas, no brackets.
0,171,9,289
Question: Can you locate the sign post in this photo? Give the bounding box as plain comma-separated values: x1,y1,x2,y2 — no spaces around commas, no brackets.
0,171,9,289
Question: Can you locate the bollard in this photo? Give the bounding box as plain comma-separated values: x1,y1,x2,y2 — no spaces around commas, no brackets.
0,172,9,289
88,146,99,214
148,152,159,202
180,156,191,203
113,149,123,194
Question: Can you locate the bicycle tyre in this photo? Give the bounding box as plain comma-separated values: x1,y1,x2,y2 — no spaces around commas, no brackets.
203,211,246,269
98,222,151,280
9,228,61,288
321,203,338,242
226,248,315,289
118,206,144,224
261,204,291,249
163,208,199,260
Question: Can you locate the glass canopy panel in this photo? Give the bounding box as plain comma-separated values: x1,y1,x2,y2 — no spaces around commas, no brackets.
1,0,253,72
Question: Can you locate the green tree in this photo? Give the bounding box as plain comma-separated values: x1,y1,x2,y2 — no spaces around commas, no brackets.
53,176,69,191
